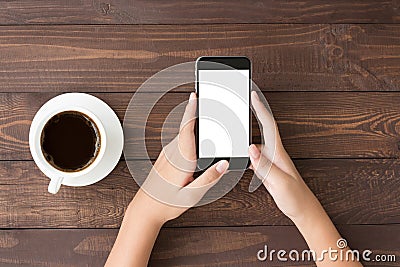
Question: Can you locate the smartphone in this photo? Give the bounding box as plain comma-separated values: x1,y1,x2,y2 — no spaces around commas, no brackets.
195,56,251,170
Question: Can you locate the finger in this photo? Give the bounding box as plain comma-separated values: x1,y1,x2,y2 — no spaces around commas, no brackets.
251,91,272,123
248,144,290,190
187,160,229,189
177,92,197,163
176,160,228,208
251,93,300,179
180,92,196,135
248,163,254,170
251,143,300,181
161,93,197,174
251,91,281,151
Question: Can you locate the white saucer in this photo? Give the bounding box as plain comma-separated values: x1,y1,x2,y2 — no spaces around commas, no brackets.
30,93,123,187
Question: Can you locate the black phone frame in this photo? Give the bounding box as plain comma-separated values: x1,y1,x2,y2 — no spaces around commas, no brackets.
195,56,251,170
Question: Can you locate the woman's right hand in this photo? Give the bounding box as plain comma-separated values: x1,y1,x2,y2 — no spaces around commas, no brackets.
248,91,322,224
249,91,362,267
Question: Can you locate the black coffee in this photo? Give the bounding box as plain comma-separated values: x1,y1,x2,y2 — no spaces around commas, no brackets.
40,111,101,172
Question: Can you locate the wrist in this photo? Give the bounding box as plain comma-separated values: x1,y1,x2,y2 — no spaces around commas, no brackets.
292,199,322,226
128,193,166,228
291,199,341,247
292,204,327,231
283,182,326,225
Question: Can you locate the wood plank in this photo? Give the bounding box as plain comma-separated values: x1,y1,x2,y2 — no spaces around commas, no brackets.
126,91,400,159
1,24,400,92
1,1,399,24
2,92,400,160
0,159,398,228
0,225,397,266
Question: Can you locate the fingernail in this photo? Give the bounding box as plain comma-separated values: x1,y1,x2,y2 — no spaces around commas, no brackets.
216,160,229,174
189,92,196,101
249,144,260,159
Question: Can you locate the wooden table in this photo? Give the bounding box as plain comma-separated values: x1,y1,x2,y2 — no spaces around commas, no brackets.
0,1,399,266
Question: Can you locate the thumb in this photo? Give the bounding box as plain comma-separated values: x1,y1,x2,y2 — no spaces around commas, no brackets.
177,160,229,207
187,160,229,189
248,144,289,190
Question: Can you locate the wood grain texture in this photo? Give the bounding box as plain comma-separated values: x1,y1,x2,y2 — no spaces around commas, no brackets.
2,92,400,160
1,0,400,24
0,225,398,266
127,92,400,159
0,24,400,92
0,159,399,228
1,2,399,265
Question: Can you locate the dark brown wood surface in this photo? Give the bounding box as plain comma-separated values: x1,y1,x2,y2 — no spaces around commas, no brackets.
0,225,397,267
2,92,400,160
1,24,400,92
0,1,399,266
1,1,400,24
0,159,399,228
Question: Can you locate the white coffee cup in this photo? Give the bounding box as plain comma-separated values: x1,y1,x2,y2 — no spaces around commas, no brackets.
29,106,107,194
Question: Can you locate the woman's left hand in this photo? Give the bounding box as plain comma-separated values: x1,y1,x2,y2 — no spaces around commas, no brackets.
130,92,229,225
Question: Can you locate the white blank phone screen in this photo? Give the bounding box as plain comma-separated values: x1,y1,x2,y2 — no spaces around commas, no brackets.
198,69,249,158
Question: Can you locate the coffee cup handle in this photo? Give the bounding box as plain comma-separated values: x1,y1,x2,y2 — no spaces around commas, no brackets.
48,177,63,194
